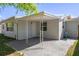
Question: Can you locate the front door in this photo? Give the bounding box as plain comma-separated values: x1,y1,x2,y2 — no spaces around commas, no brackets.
30,22,37,38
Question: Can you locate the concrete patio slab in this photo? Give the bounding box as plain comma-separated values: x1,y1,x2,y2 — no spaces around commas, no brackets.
7,38,76,56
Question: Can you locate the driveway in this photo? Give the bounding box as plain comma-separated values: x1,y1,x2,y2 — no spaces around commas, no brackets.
7,38,76,56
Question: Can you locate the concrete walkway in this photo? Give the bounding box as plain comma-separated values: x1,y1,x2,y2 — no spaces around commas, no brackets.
8,38,76,56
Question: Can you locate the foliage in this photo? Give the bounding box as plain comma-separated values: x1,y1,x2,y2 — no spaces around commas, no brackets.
0,3,38,15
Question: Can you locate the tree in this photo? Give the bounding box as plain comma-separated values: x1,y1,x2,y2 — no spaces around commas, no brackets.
0,3,38,15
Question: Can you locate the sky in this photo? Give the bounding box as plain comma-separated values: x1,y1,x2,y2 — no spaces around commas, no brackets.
0,3,79,20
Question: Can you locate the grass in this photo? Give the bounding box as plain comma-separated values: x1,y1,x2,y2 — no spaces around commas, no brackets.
0,34,16,56
66,40,79,56
0,44,15,56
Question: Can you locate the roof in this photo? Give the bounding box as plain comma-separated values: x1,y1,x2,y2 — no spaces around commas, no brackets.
16,11,61,21
0,16,15,24
65,17,79,22
0,11,61,24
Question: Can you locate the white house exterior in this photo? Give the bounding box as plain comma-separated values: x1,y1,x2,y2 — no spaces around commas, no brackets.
64,17,79,39
0,12,63,40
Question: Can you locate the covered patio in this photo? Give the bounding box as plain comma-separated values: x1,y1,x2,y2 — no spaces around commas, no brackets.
15,12,62,45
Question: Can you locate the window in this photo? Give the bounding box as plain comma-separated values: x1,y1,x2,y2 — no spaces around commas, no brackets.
41,22,47,31
6,22,14,31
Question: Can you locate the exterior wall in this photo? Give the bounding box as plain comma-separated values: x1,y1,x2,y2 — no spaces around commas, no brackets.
36,22,40,36
43,20,59,39
1,19,60,40
2,23,16,38
17,20,59,40
65,21,79,38
1,23,5,34
27,21,37,38
31,20,60,40
0,24,2,33
16,20,26,40
29,20,59,40
17,20,38,40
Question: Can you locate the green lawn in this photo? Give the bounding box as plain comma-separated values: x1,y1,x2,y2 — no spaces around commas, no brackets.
0,34,16,56
66,40,79,56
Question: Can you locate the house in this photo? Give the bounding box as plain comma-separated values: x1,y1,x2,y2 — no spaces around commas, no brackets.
0,12,63,41
64,16,79,39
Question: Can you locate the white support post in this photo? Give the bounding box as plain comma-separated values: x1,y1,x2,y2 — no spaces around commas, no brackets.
40,17,43,48
15,20,18,40
16,23,18,40
26,21,28,45
41,17,43,46
40,20,42,44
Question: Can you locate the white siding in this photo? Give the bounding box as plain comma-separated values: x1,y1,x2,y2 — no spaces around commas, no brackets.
17,20,38,40
65,21,79,38
0,24,2,33
17,20,26,40
2,19,60,40
2,23,16,38
27,21,37,38
43,20,59,39
33,20,59,40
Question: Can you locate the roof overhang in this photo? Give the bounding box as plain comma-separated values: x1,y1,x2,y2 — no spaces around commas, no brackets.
65,17,79,22
0,16,15,24
16,12,60,22
0,12,61,24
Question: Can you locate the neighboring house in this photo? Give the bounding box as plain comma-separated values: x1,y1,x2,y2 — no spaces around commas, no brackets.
0,12,63,40
64,17,79,39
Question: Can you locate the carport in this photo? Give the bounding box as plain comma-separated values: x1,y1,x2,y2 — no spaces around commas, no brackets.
15,12,61,45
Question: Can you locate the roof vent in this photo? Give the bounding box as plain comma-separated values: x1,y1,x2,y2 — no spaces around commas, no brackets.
67,15,71,19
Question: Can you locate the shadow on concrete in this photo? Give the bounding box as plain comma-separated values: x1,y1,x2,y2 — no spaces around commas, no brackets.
8,37,56,51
